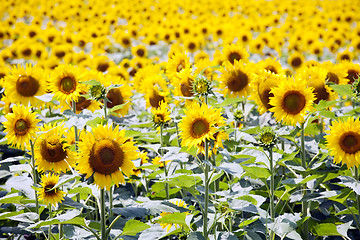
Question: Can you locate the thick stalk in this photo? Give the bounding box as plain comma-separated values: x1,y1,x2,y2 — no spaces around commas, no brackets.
356,167,360,228
109,186,114,219
103,98,108,120
48,204,52,240
30,140,39,222
160,126,169,199
72,101,80,203
269,148,275,240
203,139,210,239
59,224,63,239
300,123,309,240
100,188,107,240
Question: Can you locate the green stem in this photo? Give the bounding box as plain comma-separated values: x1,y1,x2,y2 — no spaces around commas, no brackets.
300,123,309,240
109,186,114,219
103,97,108,120
72,101,80,203
203,139,210,239
30,140,40,224
48,204,52,240
100,188,107,240
268,148,275,240
160,126,169,199
59,224,63,239
355,167,360,229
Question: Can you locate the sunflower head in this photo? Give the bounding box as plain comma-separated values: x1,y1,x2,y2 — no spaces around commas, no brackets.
37,173,66,207
233,109,244,122
325,118,360,168
257,127,278,149
152,101,171,128
191,74,211,96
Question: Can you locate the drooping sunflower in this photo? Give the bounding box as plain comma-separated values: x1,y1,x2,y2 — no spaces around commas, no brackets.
37,173,66,207
325,118,360,168
34,123,75,173
222,43,249,65
179,102,225,150
269,77,315,126
49,64,87,104
219,60,254,98
3,64,47,107
3,105,40,150
250,70,285,114
77,124,138,190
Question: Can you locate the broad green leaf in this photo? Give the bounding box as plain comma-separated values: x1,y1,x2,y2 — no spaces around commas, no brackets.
121,219,150,236
156,212,190,230
82,79,101,86
86,117,106,127
314,100,338,111
109,102,128,112
312,223,341,236
7,212,38,223
242,166,271,179
0,195,24,204
318,110,336,119
68,186,92,195
215,97,245,108
330,84,355,97
239,217,259,228
168,175,201,188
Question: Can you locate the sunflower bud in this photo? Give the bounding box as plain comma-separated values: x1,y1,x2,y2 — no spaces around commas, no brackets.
90,84,106,101
233,109,244,122
352,76,360,97
192,74,211,96
257,127,277,149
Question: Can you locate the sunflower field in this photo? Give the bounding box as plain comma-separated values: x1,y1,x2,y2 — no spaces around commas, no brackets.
1,0,360,239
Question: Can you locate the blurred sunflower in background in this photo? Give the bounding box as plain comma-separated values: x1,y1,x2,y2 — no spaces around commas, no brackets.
77,124,138,190
3,105,40,150
326,118,360,169
37,173,66,207
222,43,249,65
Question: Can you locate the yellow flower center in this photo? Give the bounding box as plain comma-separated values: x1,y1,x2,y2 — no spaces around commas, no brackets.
89,139,123,175
339,131,360,154
16,75,40,97
227,70,248,92
282,91,305,114
14,119,29,136
191,119,209,138
40,136,67,163
60,76,76,94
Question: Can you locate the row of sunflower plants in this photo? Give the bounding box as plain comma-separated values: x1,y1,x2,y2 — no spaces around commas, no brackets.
0,62,360,240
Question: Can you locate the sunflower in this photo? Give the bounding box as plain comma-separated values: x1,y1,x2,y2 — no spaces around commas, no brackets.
49,64,87,104
3,64,47,107
250,71,285,114
269,77,315,126
222,43,249,65
288,52,305,70
179,102,225,150
34,123,76,173
325,118,360,168
77,124,138,190
219,60,253,98
159,199,190,232
340,61,360,85
166,51,191,80
152,156,170,168
132,45,147,58
3,105,40,150
37,173,66,207
321,62,348,85
152,100,171,128
171,66,195,101
256,58,284,75
297,66,337,104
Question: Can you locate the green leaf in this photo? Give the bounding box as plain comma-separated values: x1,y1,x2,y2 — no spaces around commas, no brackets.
0,195,24,204
239,217,259,228
304,122,320,135
168,175,201,188
109,102,129,112
68,186,93,195
86,117,106,127
82,79,102,86
242,166,271,179
215,97,245,108
156,212,190,230
314,100,338,111
330,84,355,97
312,223,341,236
318,110,336,119
121,219,150,236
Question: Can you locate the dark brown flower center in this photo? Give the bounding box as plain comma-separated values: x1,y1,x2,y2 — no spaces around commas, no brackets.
265,66,277,74
259,89,273,109
97,63,109,72
149,90,164,108
60,76,76,94
16,75,40,97
191,119,209,138
136,49,145,57
76,96,91,111
291,57,302,68
44,184,57,196
89,139,123,175
106,88,124,108
228,52,241,64
40,137,67,163
339,131,360,154
327,72,339,84
14,119,29,136
180,78,194,97
177,61,185,73
227,70,248,92
282,91,306,114
346,69,359,84
313,86,330,104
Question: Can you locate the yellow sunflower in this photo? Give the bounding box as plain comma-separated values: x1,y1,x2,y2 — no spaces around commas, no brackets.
250,71,285,114
77,124,138,190
171,66,195,102
256,58,284,75
222,43,249,65
49,64,87,104
325,118,360,168
179,102,225,150
34,123,76,173
166,51,191,80
37,173,66,207
3,64,47,107
219,61,253,98
288,52,305,70
269,78,315,126
3,105,40,150
159,199,190,232
321,62,348,85
152,100,171,127
152,156,170,168
340,61,360,85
